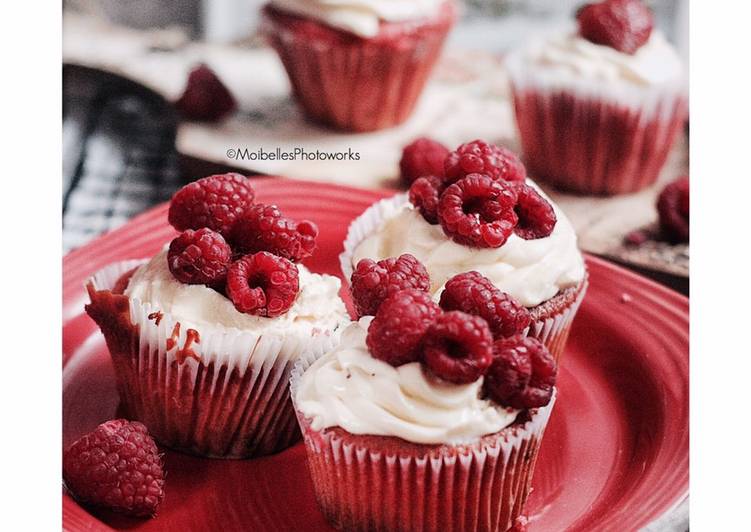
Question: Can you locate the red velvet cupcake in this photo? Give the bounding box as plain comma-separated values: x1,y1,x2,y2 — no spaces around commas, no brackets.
85,175,348,458
291,308,558,532
506,0,687,195
340,141,588,361
261,0,458,132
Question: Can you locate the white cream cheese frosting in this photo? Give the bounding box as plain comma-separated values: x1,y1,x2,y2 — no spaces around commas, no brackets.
295,317,519,444
513,31,683,87
125,249,346,334
269,0,446,38
351,184,585,308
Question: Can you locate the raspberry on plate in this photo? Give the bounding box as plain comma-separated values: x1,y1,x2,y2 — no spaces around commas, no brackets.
175,63,237,122
168,173,255,236
438,174,519,248
167,228,232,285
366,289,441,367
422,311,493,384
577,0,654,55
399,137,450,186
444,140,526,184
656,175,689,243
351,254,430,318
229,203,318,262
439,271,531,339
63,419,165,517
226,252,300,317
484,336,557,409
512,183,557,240
408,175,445,225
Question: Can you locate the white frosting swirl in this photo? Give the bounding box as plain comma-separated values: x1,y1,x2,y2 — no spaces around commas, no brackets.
513,31,683,87
125,249,346,334
351,184,585,308
269,0,446,38
295,318,519,444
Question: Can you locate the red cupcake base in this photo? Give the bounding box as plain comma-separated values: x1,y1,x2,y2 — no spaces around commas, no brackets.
512,88,688,195
294,398,555,532
261,2,457,132
85,261,338,459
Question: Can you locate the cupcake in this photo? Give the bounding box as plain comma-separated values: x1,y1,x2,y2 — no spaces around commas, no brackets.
85,174,348,458
261,0,458,132
292,285,559,532
341,140,587,361
506,0,687,195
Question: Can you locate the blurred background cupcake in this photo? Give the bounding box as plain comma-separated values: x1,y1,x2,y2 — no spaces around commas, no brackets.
506,0,687,195
260,0,459,132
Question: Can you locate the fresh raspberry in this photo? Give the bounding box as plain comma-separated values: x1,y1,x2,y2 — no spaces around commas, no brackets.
577,0,654,55
657,176,689,243
444,140,526,184
439,271,531,339
167,228,232,285
437,174,518,248
408,175,445,225
366,289,441,366
421,311,493,384
511,183,557,240
63,419,165,517
399,137,450,186
229,203,318,262
226,252,299,317
168,173,255,236
484,336,557,409
175,63,237,122
351,254,430,318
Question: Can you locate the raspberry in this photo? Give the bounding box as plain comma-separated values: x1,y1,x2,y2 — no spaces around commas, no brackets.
63,419,165,517
167,228,232,285
657,176,689,243
439,271,531,339
366,289,441,366
484,336,557,409
437,174,518,248
351,254,430,318
577,0,654,55
168,173,255,236
175,63,237,122
422,311,493,384
512,183,557,240
408,175,445,225
226,252,299,317
229,203,318,262
399,137,450,186
444,140,526,184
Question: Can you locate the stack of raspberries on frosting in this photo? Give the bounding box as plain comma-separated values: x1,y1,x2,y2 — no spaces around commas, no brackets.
404,139,558,248
165,173,318,318
351,253,557,410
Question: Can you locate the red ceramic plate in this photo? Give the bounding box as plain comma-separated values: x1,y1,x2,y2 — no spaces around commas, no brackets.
63,179,688,531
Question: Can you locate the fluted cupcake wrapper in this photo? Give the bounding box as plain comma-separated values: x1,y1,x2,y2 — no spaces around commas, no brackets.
85,260,345,459
261,4,456,132
339,194,587,361
290,361,556,532
505,53,688,195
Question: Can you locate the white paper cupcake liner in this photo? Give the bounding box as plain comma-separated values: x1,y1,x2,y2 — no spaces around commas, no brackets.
86,260,347,458
290,360,556,532
339,194,588,360
505,49,688,195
